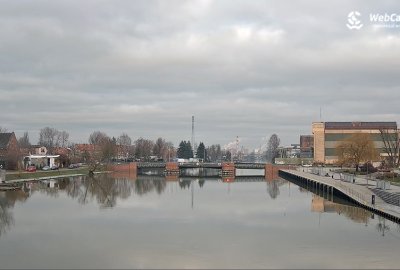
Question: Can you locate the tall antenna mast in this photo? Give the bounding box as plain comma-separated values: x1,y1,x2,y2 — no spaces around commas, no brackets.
320,107,322,121
191,116,195,157
236,136,239,161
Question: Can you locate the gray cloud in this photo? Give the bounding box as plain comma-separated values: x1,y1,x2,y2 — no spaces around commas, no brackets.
1,0,399,149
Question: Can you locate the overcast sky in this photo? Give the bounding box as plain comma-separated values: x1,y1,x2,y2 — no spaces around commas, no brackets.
1,0,400,150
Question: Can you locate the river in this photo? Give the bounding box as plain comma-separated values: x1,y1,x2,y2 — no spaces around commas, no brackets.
0,174,399,269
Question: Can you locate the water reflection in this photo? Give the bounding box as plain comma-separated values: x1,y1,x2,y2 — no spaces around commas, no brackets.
0,174,399,242
135,177,166,195
0,190,28,237
376,216,390,236
266,179,286,199
311,194,371,224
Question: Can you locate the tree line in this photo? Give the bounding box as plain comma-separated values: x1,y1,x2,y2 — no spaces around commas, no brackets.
1,126,284,171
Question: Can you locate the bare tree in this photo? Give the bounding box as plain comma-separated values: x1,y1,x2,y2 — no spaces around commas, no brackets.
117,133,131,146
134,138,154,161
0,127,7,133
152,138,175,161
266,134,280,163
18,132,31,148
336,133,378,172
153,137,170,160
87,131,117,175
88,131,108,145
39,127,59,154
117,133,132,160
165,141,175,162
379,128,400,169
100,137,117,163
57,131,69,148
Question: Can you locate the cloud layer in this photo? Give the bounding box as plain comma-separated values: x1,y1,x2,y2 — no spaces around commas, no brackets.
1,0,399,149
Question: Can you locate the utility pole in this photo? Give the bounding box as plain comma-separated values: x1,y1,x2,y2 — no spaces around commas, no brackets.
191,116,195,158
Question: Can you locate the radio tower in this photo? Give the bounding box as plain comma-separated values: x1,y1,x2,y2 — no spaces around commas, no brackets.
236,136,239,161
191,116,195,157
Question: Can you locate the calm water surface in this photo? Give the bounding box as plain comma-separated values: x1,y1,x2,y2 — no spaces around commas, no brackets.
0,174,399,269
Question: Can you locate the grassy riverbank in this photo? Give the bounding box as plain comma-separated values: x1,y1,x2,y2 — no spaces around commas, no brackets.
6,168,91,181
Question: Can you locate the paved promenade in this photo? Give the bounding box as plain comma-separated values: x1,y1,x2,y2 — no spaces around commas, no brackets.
280,169,400,222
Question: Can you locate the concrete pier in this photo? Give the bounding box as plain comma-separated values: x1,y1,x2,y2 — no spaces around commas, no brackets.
279,169,400,224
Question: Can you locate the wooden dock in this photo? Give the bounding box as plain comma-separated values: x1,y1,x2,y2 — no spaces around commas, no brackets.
279,169,400,224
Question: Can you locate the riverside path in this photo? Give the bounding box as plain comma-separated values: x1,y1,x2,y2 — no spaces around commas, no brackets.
279,169,400,224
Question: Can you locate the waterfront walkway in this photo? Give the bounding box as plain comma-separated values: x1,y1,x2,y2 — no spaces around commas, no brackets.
280,169,400,223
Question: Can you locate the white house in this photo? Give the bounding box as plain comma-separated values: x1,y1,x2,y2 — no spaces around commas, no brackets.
24,154,60,168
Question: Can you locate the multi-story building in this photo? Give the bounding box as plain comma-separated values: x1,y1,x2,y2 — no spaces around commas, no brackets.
312,121,398,164
300,135,314,158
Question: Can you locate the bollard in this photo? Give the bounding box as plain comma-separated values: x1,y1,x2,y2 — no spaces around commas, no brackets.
372,194,375,205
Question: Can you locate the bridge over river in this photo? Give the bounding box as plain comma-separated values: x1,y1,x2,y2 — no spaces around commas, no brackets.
110,162,291,181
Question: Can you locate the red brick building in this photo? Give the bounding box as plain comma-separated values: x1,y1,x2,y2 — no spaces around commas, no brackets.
0,132,20,170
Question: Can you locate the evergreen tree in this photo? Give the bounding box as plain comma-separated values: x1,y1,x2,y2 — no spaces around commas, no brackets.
177,141,193,159
177,141,186,158
185,141,194,159
196,142,206,160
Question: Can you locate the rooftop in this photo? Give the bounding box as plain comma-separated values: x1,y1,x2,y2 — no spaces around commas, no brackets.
324,122,397,130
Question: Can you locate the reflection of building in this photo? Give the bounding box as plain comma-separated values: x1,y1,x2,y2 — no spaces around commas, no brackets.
311,195,336,213
311,195,369,224
312,121,398,164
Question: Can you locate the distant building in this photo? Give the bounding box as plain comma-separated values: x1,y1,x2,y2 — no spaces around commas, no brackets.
300,135,314,158
312,121,398,164
72,144,97,163
277,145,300,159
20,145,48,156
0,132,19,170
24,154,60,169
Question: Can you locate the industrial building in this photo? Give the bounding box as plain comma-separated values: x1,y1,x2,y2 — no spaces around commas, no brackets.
312,121,398,164
300,135,314,158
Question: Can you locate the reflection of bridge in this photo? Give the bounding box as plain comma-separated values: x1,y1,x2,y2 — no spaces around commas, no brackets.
110,162,291,181
134,175,269,182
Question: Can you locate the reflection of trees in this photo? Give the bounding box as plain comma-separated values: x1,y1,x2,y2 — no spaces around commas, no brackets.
199,179,205,188
64,175,138,207
179,179,191,189
39,175,168,206
335,205,370,224
135,178,166,195
0,194,14,237
376,216,390,237
0,190,29,238
266,179,285,199
154,180,166,194
85,174,120,208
